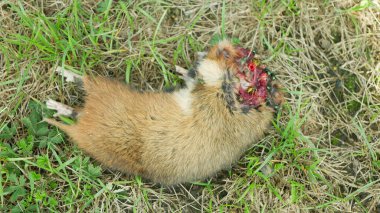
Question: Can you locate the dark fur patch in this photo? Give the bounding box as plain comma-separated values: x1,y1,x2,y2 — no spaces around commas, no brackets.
188,68,197,78
221,81,236,114
182,82,188,89
241,106,251,114
221,81,230,93
225,69,233,82
70,111,78,118
163,86,176,93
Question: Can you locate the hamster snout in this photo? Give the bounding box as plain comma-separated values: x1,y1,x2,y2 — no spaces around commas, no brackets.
45,40,283,185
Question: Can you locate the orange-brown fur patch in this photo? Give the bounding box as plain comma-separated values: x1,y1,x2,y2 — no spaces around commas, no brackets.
206,40,240,72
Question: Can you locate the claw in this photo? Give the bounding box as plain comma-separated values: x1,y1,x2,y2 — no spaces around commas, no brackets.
46,99,77,118
175,65,188,76
55,66,82,83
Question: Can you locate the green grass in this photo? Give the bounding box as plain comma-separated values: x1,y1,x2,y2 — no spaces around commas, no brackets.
1,101,105,211
1,0,379,212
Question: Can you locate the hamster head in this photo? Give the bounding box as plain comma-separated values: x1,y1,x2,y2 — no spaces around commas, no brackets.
196,40,282,110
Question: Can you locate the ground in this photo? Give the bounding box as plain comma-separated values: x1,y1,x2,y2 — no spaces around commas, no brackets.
1,0,380,212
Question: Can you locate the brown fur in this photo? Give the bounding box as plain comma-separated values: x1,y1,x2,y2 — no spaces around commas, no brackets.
45,40,282,185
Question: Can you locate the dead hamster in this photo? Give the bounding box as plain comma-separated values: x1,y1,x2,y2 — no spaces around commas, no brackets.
45,40,283,185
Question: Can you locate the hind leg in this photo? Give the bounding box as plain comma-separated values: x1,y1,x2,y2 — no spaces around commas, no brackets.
55,66,83,84
46,99,80,118
47,67,84,120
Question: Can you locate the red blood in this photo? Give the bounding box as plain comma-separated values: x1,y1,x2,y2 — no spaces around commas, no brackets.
235,47,270,108
258,72,268,87
257,87,267,99
248,63,256,71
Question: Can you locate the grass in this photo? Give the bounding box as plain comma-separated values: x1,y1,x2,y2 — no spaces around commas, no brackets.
1,0,380,212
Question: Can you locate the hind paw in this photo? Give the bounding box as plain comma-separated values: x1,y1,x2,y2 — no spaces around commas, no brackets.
55,66,83,83
46,99,77,118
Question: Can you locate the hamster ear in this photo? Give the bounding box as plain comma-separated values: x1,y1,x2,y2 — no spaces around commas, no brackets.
206,40,236,62
216,40,234,59
218,48,231,59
